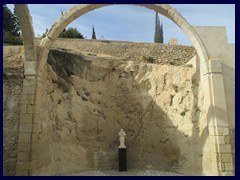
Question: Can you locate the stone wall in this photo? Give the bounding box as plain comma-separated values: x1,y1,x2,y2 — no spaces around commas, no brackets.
36,38,197,66
194,27,235,175
3,46,24,176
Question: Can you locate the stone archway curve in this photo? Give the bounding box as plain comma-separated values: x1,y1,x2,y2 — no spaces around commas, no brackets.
39,4,209,75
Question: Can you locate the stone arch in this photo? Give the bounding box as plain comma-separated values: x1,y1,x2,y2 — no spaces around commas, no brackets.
14,4,235,176
15,5,37,75
39,4,209,75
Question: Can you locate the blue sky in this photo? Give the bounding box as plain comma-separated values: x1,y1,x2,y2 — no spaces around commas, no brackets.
7,4,235,45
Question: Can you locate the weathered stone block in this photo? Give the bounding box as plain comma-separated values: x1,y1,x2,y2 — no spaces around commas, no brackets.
220,153,233,163
32,113,40,124
17,143,31,152
22,86,35,95
217,136,225,144
24,61,37,75
221,171,234,176
224,163,234,171
23,79,36,87
31,133,39,142
24,49,36,61
15,170,28,176
20,104,27,113
20,95,28,104
21,24,34,41
172,12,184,25
216,127,229,136
28,95,36,105
168,7,177,17
17,152,30,162
20,113,33,124
219,144,232,153
209,127,229,136
16,162,29,171
20,114,32,124
25,74,38,80
18,132,31,143
224,136,230,144
27,105,34,113
32,124,40,133
23,41,35,50
180,21,192,37
19,124,32,133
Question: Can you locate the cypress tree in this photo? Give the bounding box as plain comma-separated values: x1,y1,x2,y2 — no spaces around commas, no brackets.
154,12,163,43
92,25,96,39
160,23,164,43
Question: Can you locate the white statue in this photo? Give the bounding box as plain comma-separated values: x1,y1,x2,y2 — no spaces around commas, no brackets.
118,129,126,148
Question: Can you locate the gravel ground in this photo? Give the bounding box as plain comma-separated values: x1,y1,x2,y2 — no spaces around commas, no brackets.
67,169,185,176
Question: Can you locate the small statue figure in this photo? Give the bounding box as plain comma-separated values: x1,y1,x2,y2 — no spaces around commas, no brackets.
118,129,126,148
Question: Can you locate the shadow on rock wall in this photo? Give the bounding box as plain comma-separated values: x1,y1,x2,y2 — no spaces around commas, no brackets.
33,48,209,175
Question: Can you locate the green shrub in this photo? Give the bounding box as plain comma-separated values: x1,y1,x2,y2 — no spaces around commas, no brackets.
3,32,23,45
184,64,193,68
169,60,182,66
142,56,155,63
59,27,84,39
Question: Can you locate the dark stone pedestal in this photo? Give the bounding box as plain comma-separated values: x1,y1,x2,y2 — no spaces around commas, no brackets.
119,148,127,171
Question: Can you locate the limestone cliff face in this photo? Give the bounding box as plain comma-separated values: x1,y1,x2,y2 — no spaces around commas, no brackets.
3,42,209,176
33,48,207,175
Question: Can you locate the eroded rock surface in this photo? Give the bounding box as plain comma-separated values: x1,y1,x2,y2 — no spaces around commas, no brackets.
33,47,207,175
3,41,207,176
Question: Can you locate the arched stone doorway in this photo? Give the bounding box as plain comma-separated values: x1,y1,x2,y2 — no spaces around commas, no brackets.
14,4,234,176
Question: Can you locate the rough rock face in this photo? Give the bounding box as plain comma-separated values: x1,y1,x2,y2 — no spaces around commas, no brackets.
3,41,208,176
3,46,24,176
33,47,207,175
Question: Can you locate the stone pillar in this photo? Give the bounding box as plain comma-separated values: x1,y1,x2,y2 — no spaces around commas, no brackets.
204,60,234,175
16,75,41,175
15,57,44,175
14,4,41,176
